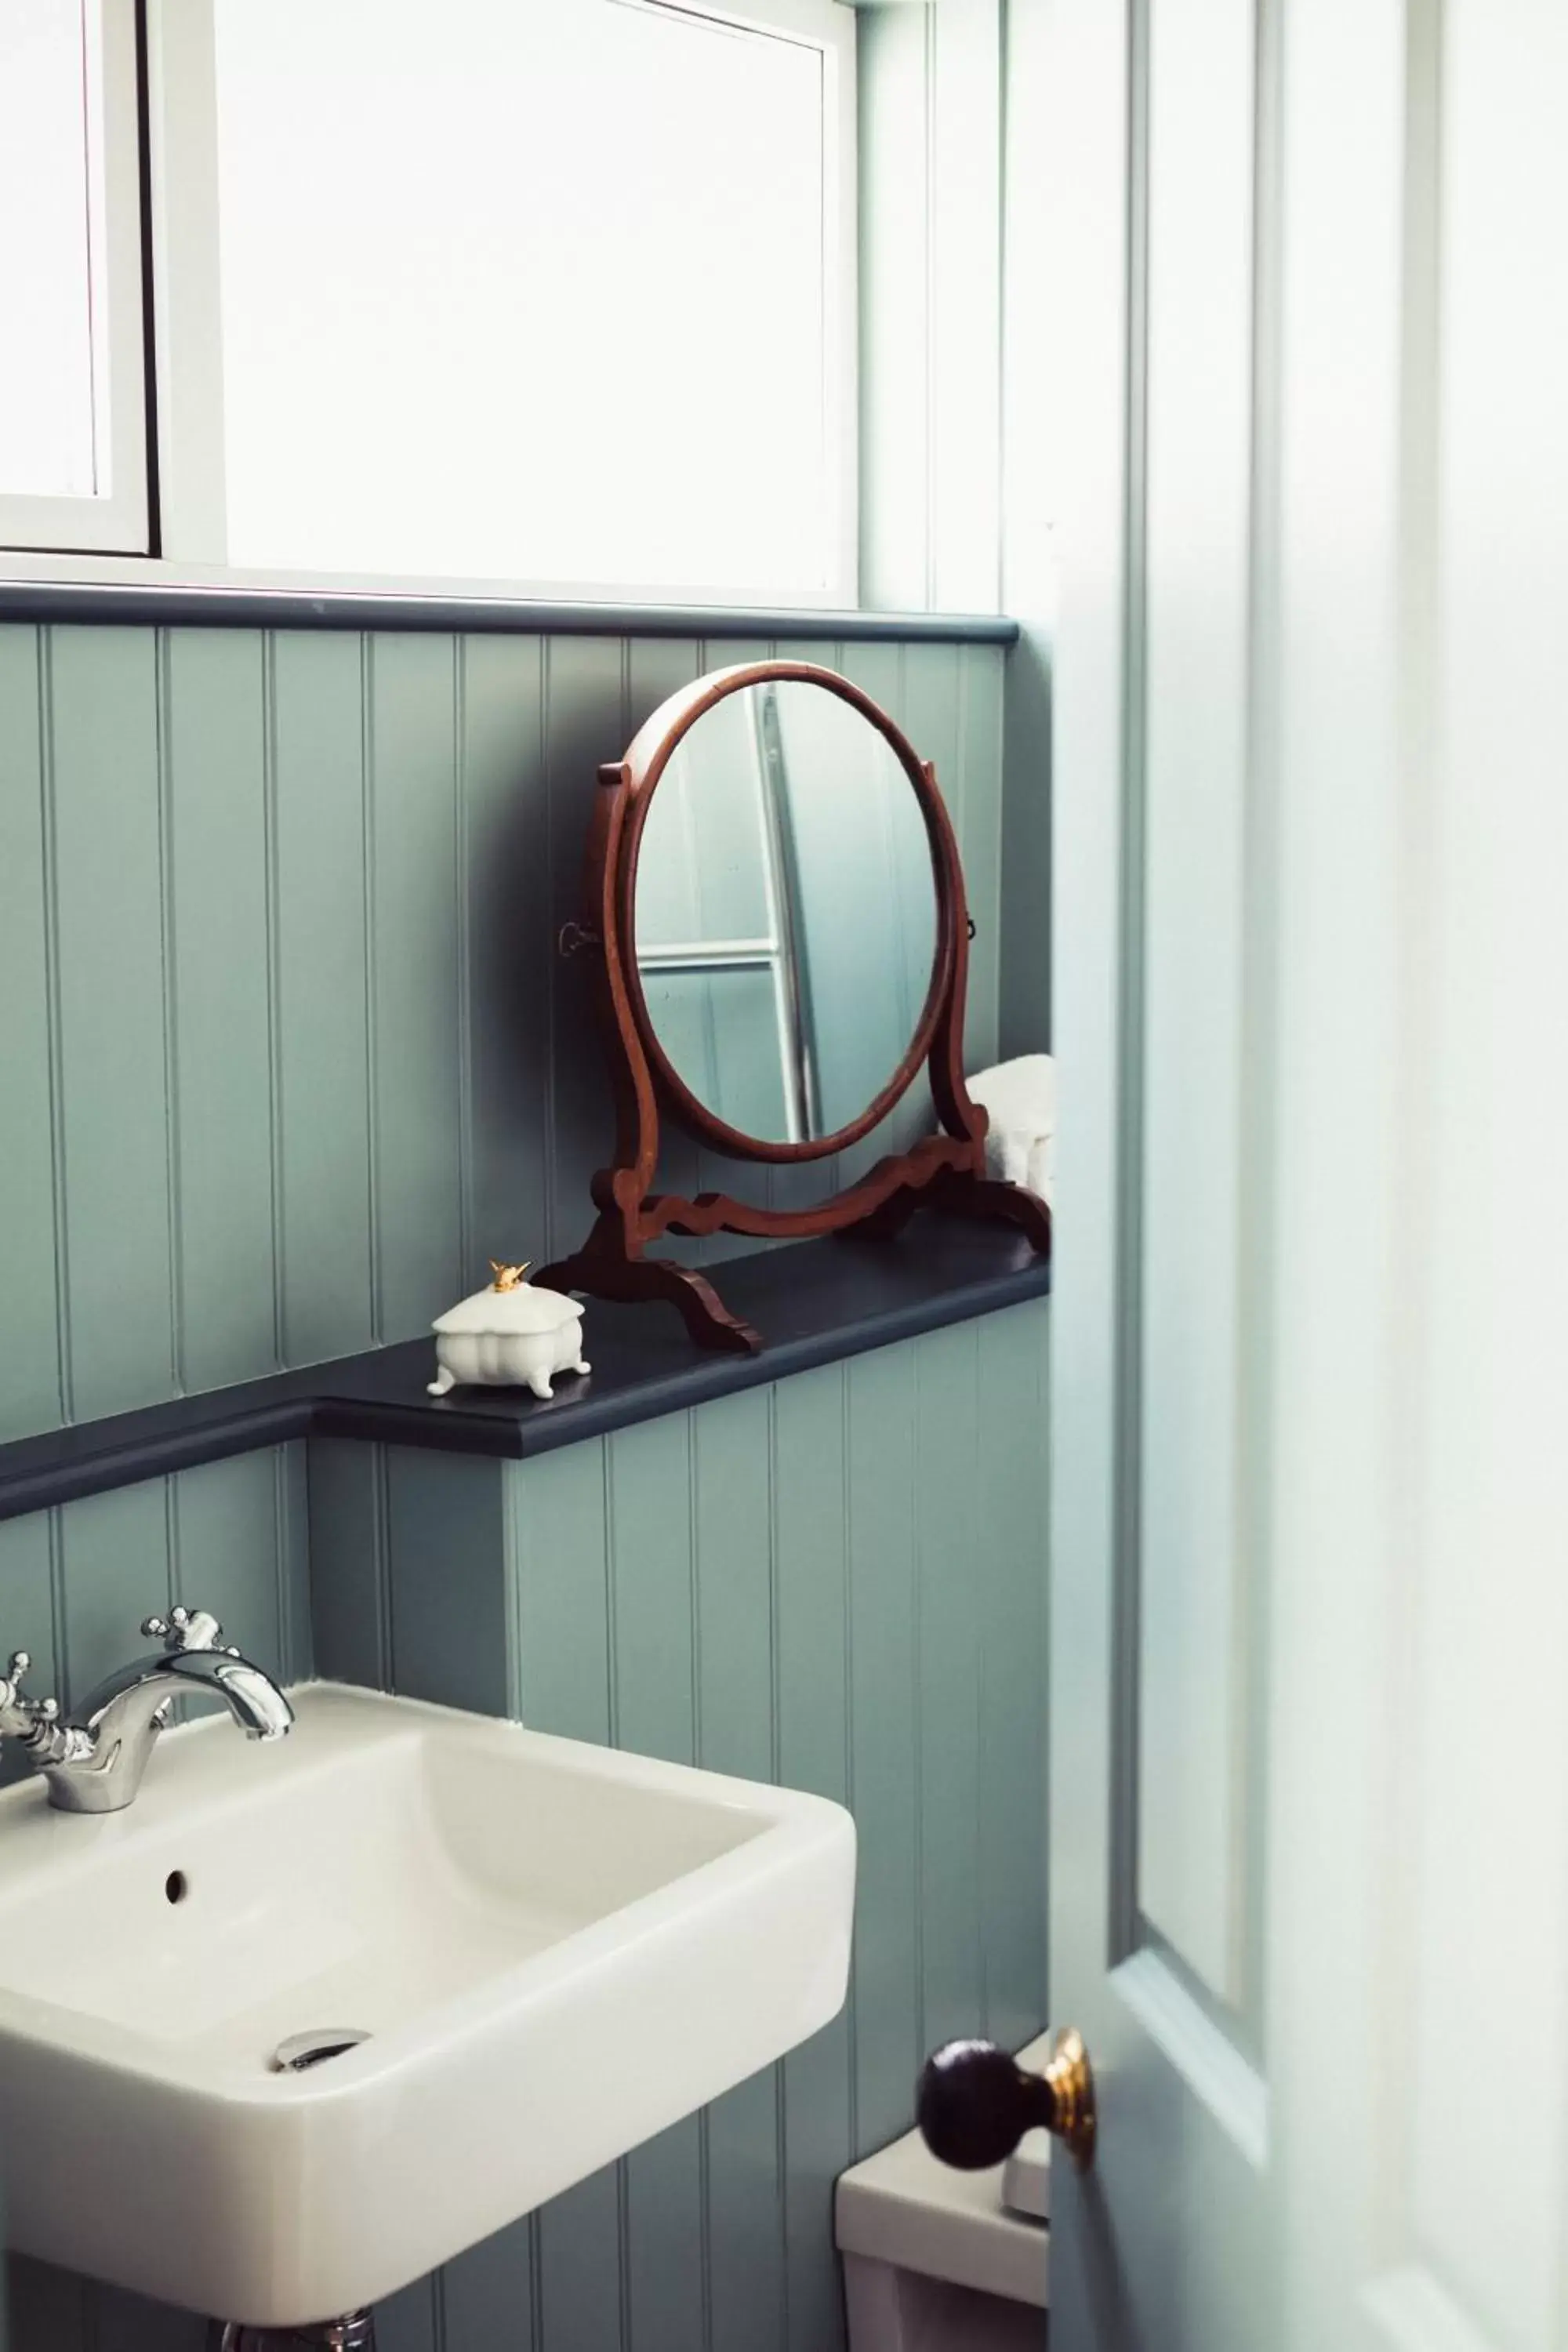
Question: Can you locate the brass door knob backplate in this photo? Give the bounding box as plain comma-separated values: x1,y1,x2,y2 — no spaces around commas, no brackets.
916,2026,1098,2172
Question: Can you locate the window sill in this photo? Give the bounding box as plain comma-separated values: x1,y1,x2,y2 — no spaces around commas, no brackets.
0,572,1019,646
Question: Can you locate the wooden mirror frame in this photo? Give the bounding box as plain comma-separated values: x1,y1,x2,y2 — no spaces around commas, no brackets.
535,661,1051,1352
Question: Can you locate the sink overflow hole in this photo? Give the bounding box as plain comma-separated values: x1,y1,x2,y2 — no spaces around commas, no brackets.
165,1871,187,1905
271,2027,372,2074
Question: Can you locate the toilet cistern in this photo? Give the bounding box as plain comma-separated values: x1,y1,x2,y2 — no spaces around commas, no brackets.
0,1605,292,1814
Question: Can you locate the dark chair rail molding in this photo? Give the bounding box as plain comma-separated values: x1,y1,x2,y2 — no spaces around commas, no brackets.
0,1229,1049,1524
0,582,1021,645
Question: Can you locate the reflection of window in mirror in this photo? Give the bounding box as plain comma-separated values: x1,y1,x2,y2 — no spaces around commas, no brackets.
636,681,938,1145
764,683,937,1132
637,690,800,1142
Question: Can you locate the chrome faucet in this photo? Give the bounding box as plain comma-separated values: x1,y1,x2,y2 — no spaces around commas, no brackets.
0,1605,293,1814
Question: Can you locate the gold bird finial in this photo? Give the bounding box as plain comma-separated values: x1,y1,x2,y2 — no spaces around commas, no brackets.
489,1260,532,1292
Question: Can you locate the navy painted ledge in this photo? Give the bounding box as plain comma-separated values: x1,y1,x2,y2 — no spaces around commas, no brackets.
0,1227,1049,1523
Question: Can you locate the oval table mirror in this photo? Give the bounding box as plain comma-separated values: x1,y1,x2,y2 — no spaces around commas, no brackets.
536,661,1050,1352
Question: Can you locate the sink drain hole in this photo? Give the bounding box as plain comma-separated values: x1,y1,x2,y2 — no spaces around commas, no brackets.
164,1870,187,1905
271,2027,372,2074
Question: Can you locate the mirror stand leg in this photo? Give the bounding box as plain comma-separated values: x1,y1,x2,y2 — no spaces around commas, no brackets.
844,1189,923,1242
927,1173,1053,1252
532,1248,763,1356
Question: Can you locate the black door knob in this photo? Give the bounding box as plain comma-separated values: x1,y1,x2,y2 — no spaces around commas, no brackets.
916,2029,1097,2171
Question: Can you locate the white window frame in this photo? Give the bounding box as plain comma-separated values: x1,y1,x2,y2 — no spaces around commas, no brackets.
0,0,151,554
2,0,859,608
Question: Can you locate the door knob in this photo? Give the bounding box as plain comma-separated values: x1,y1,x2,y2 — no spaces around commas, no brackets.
917,2027,1096,2172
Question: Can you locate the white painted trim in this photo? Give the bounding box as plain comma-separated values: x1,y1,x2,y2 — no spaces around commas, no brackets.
637,938,780,964
1111,1949,1269,2172
857,0,1001,612
825,0,861,607
0,549,849,608
621,0,859,606
637,0,851,45
0,0,151,556
143,0,227,562
82,0,860,607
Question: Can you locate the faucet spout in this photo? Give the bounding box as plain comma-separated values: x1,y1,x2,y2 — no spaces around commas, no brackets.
0,1606,293,1815
80,1649,296,1751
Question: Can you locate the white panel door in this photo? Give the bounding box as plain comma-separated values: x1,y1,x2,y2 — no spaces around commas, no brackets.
1045,1,1568,2347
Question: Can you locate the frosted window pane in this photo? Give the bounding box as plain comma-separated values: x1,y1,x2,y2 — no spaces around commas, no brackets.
212,0,833,593
0,0,101,498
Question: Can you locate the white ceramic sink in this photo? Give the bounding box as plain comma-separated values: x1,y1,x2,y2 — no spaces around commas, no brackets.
0,1682,855,2327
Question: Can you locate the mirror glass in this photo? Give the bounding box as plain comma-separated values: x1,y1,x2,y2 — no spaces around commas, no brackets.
633,678,939,1145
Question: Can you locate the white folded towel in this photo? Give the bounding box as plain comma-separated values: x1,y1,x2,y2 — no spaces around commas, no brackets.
966,1054,1055,1205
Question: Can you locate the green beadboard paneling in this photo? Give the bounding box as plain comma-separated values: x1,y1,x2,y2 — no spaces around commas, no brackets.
902,640,964,839
706,2066,787,2352
978,1302,1051,2046
536,2169,624,2352
624,2117,706,2352
383,1445,508,1715
13,1447,311,1714
506,1431,627,2350
0,1444,309,1800
306,1434,523,1722
83,2283,207,2352
913,1323,987,2056
959,644,1008,1073
693,1388,776,1785
48,629,174,1423
307,1436,391,1690
0,1442,309,2349
271,630,377,1362
0,622,1011,1443
845,1343,922,2149
608,1417,696,1766
0,1505,57,1790
542,635,627,1269
58,1475,173,1704
772,1367,855,2352
2,1310,1046,2352
692,1389,790,2352
478,1319,1045,2352
0,627,62,1440
163,630,278,1392
833,639,913,1200
6,2257,89,2349
441,2214,539,2351
458,634,551,1276
1000,622,1054,1055
510,1438,612,1744
607,1421,705,2349
171,1446,312,1712
372,2275,441,2352
0,596,1038,2352
630,637,707,1227
367,635,466,1339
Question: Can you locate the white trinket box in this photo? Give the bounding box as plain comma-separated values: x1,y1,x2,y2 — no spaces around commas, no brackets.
429,1262,590,1401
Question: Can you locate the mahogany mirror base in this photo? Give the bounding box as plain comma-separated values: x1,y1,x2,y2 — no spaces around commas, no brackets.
544,659,1052,1356
534,1166,1052,1356
532,1228,764,1355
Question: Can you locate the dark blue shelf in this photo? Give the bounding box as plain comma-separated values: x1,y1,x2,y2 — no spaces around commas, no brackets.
0,1226,1049,1523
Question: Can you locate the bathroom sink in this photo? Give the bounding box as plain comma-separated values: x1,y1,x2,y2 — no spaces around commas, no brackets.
0,1683,855,2328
